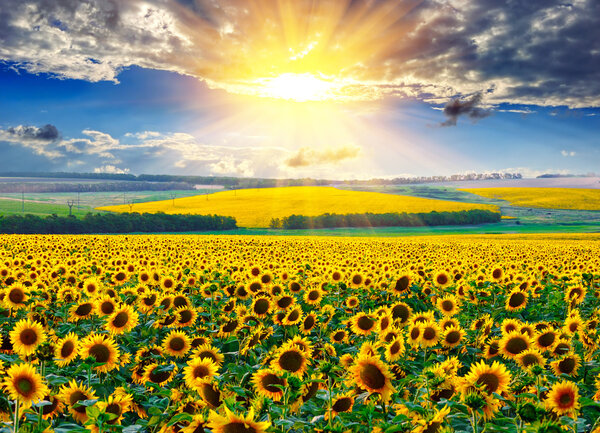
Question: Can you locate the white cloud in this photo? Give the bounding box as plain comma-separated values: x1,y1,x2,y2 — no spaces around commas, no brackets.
209,157,254,177
93,164,130,174
561,150,576,157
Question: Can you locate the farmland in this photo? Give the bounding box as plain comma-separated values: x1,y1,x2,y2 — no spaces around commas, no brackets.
460,187,600,211
1,233,600,433
98,186,498,228
0,190,210,218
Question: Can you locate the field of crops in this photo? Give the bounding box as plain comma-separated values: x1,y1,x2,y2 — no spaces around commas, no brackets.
1,234,600,433
461,188,600,211
98,186,498,228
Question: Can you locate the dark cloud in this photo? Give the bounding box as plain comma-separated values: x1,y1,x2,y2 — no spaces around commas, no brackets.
441,93,491,127
6,124,60,141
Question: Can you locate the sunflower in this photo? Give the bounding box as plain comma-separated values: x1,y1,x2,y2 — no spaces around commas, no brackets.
413,406,451,433
2,363,49,408
303,287,324,305
160,275,176,291
301,313,317,334
193,344,224,366
516,349,546,370
563,314,584,335
217,318,239,338
3,283,29,309
349,272,364,288
330,329,349,344
251,296,272,318
252,368,287,401
137,290,159,313
198,382,223,408
79,333,120,372
207,407,270,433
462,360,512,396
550,352,581,377
350,312,377,336
384,337,405,362
271,344,309,377
183,357,219,392
347,354,395,402
82,277,102,298
407,323,423,348
54,332,79,367
40,393,63,420
58,380,98,423
433,271,452,288
545,380,580,417
499,330,531,359
565,285,586,304
9,318,46,356
105,304,139,335
420,321,441,348
436,294,460,316
282,307,303,326
442,325,465,349
68,301,95,322
96,394,132,426
345,296,359,309
505,289,528,312
143,362,177,386
162,330,192,358
95,295,118,317
326,394,355,419
534,328,557,351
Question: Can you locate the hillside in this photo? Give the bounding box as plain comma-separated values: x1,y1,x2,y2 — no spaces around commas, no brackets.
461,187,600,211
99,186,498,228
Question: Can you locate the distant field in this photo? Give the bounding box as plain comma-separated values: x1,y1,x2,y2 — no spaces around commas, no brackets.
99,186,498,228
0,190,206,217
461,187,600,211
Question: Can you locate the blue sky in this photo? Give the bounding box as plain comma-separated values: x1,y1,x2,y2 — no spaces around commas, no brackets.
1,0,599,179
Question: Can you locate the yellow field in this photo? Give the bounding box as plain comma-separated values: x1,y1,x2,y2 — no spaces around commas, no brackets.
1,233,600,432
461,187,600,211
99,186,498,227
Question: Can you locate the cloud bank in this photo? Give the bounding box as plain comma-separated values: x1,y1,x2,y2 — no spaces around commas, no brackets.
285,145,361,168
0,0,598,107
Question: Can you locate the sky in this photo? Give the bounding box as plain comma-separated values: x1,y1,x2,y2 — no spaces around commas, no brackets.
0,0,599,179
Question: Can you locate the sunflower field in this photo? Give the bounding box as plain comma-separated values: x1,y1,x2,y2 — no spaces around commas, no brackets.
98,186,498,228
1,234,600,433
460,188,600,211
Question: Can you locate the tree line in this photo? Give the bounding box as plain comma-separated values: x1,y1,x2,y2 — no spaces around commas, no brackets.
269,209,501,229
0,212,237,234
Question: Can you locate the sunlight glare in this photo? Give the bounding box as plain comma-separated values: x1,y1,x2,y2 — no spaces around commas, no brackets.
258,73,336,102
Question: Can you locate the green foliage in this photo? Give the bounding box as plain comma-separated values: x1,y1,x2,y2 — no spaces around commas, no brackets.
0,212,237,234
272,209,501,229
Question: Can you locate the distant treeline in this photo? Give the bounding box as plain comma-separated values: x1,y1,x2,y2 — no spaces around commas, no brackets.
0,212,237,234
0,181,194,194
269,209,501,229
0,171,523,189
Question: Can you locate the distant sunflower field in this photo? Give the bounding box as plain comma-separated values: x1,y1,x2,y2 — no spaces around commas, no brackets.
460,187,600,211
98,186,498,228
2,234,600,433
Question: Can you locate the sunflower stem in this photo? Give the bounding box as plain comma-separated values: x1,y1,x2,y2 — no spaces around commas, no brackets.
13,399,19,433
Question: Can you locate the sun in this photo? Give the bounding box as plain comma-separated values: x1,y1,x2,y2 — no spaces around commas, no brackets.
258,73,337,102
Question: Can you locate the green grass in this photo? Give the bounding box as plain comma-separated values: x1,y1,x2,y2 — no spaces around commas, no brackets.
0,199,91,217
0,190,213,217
124,221,600,237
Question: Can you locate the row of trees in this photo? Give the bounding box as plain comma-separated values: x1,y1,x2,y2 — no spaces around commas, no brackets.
0,212,237,234
269,209,501,229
